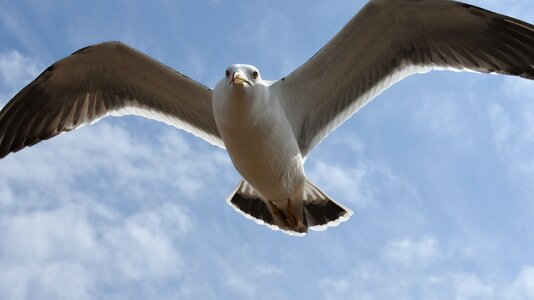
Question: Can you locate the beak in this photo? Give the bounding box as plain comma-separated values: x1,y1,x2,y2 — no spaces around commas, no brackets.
230,71,250,86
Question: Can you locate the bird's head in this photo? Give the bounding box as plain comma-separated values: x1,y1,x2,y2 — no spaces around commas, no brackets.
224,64,262,89
212,64,269,120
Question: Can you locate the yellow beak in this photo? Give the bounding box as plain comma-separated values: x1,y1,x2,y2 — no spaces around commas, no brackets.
232,72,248,86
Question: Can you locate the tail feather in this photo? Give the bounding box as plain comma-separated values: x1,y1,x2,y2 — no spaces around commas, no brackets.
302,178,352,230
226,178,352,236
304,198,350,229
227,184,276,227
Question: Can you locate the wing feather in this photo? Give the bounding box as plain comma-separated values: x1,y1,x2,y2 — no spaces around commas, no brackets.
0,41,224,158
276,0,534,156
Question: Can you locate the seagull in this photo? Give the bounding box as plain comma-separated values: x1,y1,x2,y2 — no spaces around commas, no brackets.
1,0,534,235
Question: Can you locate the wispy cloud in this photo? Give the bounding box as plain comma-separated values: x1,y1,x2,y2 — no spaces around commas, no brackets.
384,237,440,266
307,134,420,210
224,271,257,298
503,266,534,299
0,50,41,104
414,93,473,148
0,117,230,299
485,77,534,195
0,200,191,299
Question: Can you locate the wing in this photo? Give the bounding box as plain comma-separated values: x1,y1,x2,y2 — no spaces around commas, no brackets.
0,41,224,159
275,0,534,157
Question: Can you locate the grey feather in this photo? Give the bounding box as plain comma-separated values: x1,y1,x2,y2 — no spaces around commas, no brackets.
0,41,224,158
276,0,534,156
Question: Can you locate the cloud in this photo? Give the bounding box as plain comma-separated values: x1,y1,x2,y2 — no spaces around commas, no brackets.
319,277,350,298
308,160,377,207
0,182,14,206
449,273,495,300
98,203,188,281
254,264,282,276
0,200,191,299
224,271,257,298
503,266,534,299
484,77,534,194
318,260,534,300
0,121,231,202
0,114,230,299
383,237,440,266
414,93,474,148
0,50,41,104
307,134,420,210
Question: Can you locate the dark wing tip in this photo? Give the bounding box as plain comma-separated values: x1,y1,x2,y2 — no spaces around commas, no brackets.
70,41,126,56
0,145,9,159
436,1,534,79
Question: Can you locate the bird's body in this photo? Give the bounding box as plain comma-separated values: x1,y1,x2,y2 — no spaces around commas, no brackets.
213,72,304,201
212,65,334,234
2,0,534,235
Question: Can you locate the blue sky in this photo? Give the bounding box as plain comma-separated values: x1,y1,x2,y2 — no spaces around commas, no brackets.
1,0,534,299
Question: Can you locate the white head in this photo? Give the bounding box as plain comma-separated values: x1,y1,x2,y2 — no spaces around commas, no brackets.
223,64,262,88
213,64,267,105
212,64,271,125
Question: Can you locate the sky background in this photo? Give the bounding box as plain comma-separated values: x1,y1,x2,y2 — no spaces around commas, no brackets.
1,0,534,299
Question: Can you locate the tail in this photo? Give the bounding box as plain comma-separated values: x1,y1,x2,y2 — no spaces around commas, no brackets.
301,178,353,231
226,178,353,236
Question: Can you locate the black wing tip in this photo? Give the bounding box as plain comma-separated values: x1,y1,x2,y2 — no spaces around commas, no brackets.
0,139,28,160
456,2,492,13
0,139,17,159
458,1,534,30
0,132,60,160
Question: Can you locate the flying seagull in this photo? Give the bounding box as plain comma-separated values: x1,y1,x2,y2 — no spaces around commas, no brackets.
1,0,534,236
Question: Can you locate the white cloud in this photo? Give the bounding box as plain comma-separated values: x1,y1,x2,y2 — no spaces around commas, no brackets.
414,93,473,148
224,271,256,298
503,266,534,299
0,206,98,263
0,121,231,202
307,134,420,209
308,160,377,207
450,273,495,300
0,182,14,206
485,77,534,193
0,205,98,300
318,261,534,300
100,205,186,281
487,103,512,151
0,50,41,104
0,114,230,299
319,277,350,298
0,199,192,299
254,264,282,276
384,237,440,266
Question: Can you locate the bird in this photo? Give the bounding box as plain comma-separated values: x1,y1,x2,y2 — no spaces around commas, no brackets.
1,0,534,236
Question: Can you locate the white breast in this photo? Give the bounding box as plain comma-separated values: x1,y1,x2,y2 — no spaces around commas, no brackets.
212,79,305,201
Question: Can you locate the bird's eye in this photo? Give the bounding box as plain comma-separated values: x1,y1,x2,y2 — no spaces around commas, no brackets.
225,70,230,78
252,71,258,79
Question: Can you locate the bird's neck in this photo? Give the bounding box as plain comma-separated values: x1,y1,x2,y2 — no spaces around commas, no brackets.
213,86,270,128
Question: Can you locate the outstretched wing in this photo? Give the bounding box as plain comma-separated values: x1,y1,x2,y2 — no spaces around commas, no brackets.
275,0,534,157
0,41,224,158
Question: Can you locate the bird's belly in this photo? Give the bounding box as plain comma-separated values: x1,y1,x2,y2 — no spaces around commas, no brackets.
221,121,304,200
